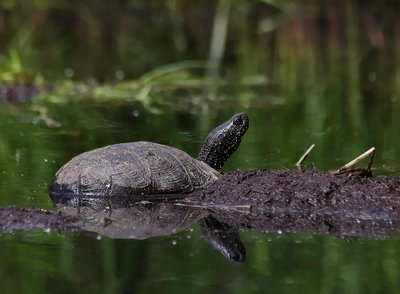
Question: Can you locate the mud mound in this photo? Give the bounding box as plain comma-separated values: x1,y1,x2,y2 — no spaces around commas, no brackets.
0,205,83,231
186,169,400,237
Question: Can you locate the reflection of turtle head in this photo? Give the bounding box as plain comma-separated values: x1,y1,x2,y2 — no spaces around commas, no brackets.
198,215,246,263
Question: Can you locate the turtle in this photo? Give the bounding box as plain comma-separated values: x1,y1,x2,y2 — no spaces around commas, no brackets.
50,112,249,197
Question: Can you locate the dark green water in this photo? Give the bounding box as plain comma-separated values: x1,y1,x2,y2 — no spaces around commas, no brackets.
1,92,400,293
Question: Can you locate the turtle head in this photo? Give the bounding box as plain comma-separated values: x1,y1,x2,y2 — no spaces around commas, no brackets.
198,112,249,171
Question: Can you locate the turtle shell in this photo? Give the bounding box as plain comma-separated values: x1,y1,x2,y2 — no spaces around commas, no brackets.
50,141,220,197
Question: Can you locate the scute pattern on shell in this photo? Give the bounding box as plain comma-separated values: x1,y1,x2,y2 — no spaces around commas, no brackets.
52,141,220,196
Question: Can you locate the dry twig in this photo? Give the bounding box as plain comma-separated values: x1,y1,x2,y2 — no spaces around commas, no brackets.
174,202,251,214
296,144,315,168
334,147,376,175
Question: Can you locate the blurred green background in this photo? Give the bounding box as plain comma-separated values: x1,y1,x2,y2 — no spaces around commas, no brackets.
0,0,399,89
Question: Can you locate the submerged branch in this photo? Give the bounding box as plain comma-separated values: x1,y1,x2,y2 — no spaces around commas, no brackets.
174,202,251,214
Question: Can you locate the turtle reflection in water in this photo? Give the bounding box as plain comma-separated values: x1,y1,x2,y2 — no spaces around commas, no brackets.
52,195,206,239
52,195,246,263
50,113,249,263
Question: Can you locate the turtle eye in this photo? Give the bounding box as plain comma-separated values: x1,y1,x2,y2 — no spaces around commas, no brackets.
233,117,243,126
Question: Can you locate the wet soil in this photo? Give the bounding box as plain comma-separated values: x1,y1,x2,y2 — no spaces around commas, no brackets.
0,205,83,231
185,169,400,238
2,169,400,238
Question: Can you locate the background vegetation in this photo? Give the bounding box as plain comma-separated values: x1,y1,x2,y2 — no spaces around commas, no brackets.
0,0,399,91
